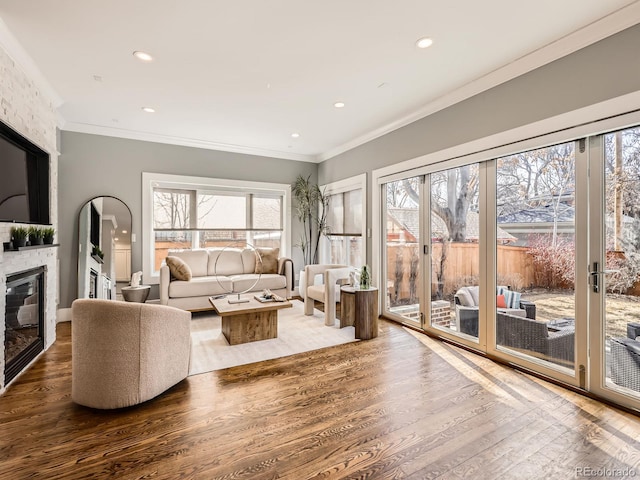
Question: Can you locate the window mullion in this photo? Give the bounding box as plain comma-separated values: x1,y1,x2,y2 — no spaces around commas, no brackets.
190,190,199,248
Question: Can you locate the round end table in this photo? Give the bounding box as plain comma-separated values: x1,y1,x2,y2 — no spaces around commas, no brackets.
121,285,151,303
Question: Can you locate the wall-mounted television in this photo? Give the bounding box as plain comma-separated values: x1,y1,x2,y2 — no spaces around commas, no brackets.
0,120,50,225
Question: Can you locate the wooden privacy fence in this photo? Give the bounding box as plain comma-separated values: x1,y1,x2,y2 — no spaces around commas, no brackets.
386,242,536,303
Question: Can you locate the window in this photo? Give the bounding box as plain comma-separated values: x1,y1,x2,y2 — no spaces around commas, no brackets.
321,174,366,267
143,173,290,282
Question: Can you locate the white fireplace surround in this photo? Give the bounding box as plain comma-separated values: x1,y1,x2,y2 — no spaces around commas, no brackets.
0,245,58,391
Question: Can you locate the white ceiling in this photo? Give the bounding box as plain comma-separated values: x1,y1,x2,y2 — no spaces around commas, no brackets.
0,1,638,162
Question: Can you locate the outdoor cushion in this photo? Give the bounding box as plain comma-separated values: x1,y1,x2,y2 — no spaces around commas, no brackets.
466,286,480,305
497,286,521,309
457,288,474,306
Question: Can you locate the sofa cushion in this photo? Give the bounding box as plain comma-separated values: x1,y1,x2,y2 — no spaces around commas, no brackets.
466,286,480,306
169,275,232,298
306,284,345,304
229,273,286,293
497,286,521,309
169,250,209,277
207,249,244,276
166,256,193,281
255,247,279,274
241,248,257,274
456,288,474,307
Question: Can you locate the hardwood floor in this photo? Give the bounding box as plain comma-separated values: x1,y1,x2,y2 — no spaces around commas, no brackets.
1,319,640,479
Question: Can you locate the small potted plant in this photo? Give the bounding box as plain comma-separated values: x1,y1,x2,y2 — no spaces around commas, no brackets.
91,245,104,262
42,227,55,245
28,226,44,245
359,265,371,290
10,226,28,249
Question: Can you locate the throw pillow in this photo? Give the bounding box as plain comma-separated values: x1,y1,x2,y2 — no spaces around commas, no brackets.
254,248,279,274
456,289,474,307
166,256,192,281
496,294,507,308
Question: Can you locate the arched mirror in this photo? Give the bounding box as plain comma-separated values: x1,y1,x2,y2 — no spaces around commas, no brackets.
77,196,132,300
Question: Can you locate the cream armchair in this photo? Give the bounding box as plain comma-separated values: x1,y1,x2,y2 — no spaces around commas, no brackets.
303,264,355,326
71,299,192,409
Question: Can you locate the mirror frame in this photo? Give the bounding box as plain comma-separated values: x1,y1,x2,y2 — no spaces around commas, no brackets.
76,195,132,300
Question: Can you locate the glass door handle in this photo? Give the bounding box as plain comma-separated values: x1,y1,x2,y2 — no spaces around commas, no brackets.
589,262,620,292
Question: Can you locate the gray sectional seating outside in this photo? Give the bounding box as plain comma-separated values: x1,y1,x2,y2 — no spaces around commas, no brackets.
610,322,640,393
454,285,574,365
454,285,536,336
496,312,574,365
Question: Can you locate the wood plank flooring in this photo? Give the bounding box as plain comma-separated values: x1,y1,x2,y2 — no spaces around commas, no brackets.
1,317,640,479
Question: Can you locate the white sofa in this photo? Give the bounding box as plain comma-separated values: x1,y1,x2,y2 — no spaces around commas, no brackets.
160,248,293,311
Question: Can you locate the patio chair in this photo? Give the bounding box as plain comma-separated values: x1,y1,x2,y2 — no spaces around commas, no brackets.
610,322,640,393
496,311,574,365
454,285,536,335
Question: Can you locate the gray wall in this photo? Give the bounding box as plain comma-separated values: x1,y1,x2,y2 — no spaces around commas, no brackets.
319,23,640,265
58,132,316,308
59,24,640,307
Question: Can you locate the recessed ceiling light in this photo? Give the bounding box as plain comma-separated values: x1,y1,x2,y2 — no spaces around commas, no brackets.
142,107,155,113
114,237,119,241
415,37,433,49
334,102,345,108
122,230,127,234
291,133,300,138
133,50,153,62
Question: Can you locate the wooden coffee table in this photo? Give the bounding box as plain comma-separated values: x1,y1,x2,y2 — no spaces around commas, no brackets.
209,295,292,345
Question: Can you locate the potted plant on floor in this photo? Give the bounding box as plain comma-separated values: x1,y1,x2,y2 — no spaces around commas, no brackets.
10,226,28,249
293,174,329,298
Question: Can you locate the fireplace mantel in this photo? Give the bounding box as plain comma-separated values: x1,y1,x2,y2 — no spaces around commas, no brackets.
3,243,60,253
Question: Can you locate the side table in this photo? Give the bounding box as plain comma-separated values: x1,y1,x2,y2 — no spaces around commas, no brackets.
121,285,151,303
340,286,379,340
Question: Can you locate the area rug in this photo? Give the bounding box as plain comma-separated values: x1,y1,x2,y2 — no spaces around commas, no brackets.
188,299,357,374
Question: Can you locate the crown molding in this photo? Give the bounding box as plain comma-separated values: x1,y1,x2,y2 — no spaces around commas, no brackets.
318,2,640,162
62,122,318,163
0,18,64,110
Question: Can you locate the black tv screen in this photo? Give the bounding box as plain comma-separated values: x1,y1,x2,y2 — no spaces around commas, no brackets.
0,121,50,224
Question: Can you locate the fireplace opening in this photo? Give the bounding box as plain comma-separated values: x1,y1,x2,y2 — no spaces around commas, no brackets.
5,266,45,384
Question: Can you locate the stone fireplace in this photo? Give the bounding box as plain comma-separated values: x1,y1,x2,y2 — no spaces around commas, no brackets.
0,35,60,393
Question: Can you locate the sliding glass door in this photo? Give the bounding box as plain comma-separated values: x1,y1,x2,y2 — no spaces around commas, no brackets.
379,122,640,405
494,142,577,372
383,177,422,327
429,164,481,342
590,126,640,410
